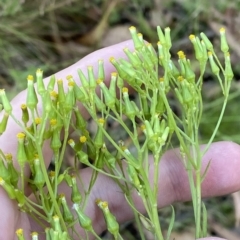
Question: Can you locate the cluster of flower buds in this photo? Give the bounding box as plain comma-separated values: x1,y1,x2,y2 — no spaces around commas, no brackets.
0,24,234,240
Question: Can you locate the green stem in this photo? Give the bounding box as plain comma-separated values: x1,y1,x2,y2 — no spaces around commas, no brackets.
90,229,102,240
56,113,71,175
195,168,202,238
139,168,164,240
125,193,146,240
25,200,49,222
202,84,230,155
36,144,68,233
10,113,35,140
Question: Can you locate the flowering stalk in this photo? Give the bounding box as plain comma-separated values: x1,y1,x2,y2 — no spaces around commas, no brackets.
0,26,233,240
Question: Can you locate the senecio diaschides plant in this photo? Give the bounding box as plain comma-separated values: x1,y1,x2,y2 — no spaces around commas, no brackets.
0,26,233,240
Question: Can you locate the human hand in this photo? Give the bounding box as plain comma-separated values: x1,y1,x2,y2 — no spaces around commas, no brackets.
0,40,239,240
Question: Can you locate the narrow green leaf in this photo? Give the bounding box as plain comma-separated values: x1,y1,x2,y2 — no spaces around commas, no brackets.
201,159,211,183
166,205,175,240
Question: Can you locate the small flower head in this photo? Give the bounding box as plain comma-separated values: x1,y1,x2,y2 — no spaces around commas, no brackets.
122,87,128,93
50,118,57,126
140,124,146,131
79,135,87,143
220,27,225,33
36,69,42,76
109,57,116,64
21,104,27,110
53,215,59,220
27,75,34,81
17,132,25,139
16,228,24,236
59,193,66,200
68,81,75,87
96,79,103,85
111,72,117,78
189,34,196,41
68,139,75,148
48,170,55,179
34,117,41,125
50,91,58,100
98,118,105,125
177,76,184,82
66,75,73,81
101,201,109,209
5,153,12,161
129,26,144,50
57,79,63,84
208,51,213,56
177,51,186,59
137,32,143,41
95,198,102,205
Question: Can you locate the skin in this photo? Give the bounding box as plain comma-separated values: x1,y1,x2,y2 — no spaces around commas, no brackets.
0,40,238,240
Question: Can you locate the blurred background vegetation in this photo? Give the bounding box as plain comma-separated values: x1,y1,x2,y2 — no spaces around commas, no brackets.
1,0,240,239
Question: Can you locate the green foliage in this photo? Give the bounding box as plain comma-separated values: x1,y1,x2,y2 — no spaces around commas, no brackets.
0,26,233,240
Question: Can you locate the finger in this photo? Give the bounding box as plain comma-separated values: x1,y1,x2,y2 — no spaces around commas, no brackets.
67,141,240,236
0,40,134,178
28,141,240,238
44,40,134,86
0,188,31,240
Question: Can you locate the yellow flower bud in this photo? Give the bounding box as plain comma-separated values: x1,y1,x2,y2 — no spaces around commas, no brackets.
220,27,229,53
70,175,82,203
200,32,213,51
157,26,166,46
47,75,56,92
0,89,12,114
57,79,66,104
98,59,105,81
208,51,220,75
0,177,16,199
16,228,25,240
0,112,9,135
36,68,45,95
79,136,87,143
73,203,93,231
52,215,62,235
59,194,74,223
164,27,172,49
26,76,38,110
33,156,45,189
97,199,119,237
21,104,29,126
16,133,27,166
88,66,97,90
129,26,144,50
